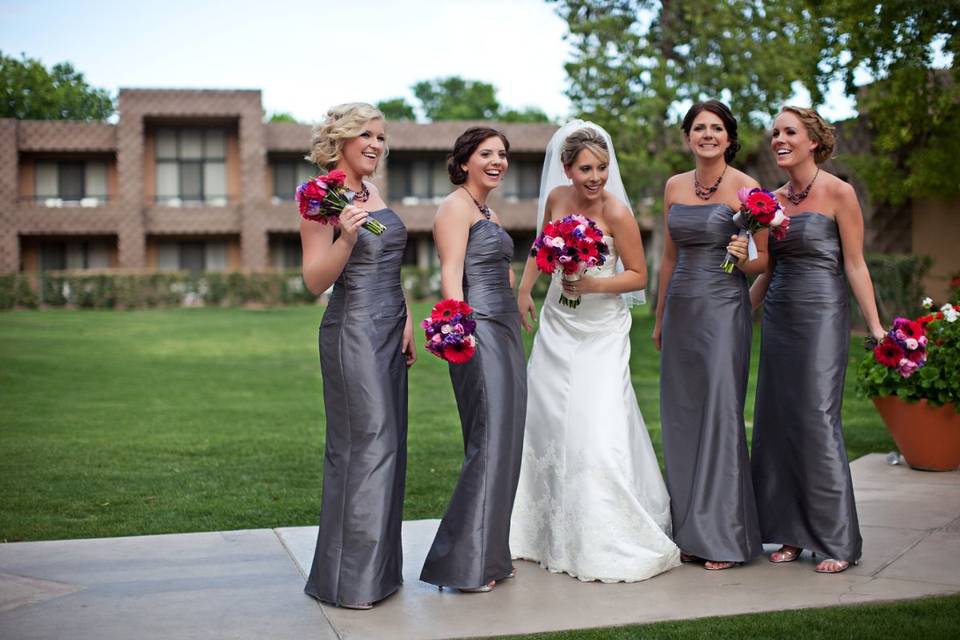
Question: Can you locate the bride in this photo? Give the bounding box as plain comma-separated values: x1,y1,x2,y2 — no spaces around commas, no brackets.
510,122,680,582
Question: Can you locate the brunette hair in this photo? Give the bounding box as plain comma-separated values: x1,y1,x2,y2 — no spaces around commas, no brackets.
306,102,387,170
681,100,741,163
560,128,610,167
779,105,836,164
447,126,510,185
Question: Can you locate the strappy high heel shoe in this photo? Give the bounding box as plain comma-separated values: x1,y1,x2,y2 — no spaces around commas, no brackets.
770,545,803,563
815,558,858,574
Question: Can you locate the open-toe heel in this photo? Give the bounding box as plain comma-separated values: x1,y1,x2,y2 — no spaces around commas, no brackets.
770,545,802,564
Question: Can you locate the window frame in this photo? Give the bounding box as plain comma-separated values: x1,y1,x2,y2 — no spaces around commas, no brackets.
155,128,228,204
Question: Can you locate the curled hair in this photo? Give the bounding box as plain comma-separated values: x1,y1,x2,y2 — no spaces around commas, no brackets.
447,126,510,185
306,102,387,170
560,128,609,167
779,105,836,164
681,100,741,163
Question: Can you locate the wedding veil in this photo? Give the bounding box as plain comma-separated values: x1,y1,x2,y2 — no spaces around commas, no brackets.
536,120,646,306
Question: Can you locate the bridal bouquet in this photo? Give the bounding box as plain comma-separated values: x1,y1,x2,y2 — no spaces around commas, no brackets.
422,299,477,364
295,170,385,235
531,214,609,308
721,188,789,273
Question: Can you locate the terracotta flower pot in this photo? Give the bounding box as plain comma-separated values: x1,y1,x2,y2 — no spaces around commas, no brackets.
872,396,960,471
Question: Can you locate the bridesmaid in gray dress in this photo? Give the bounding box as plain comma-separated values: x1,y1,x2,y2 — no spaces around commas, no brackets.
653,101,767,570
750,106,885,574
300,104,416,609
421,127,527,592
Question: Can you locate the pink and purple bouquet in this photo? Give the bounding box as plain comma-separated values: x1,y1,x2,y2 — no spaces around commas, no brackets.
530,214,610,308
422,299,477,364
721,188,789,273
874,317,928,378
295,169,385,235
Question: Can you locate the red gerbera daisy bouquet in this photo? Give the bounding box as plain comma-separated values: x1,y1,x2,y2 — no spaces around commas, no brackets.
721,188,789,273
295,169,385,235
421,299,478,364
530,214,610,308
874,317,928,378
860,298,960,408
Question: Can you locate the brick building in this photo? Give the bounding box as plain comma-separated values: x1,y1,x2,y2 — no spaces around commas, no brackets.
0,89,557,274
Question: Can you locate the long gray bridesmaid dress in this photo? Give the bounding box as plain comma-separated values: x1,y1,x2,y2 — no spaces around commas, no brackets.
660,203,763,563
752,212,862,562
420,219,527,590
305,208,408,607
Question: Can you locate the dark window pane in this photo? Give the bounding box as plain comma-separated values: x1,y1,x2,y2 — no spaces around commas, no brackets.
388,163,410,198
519,161,541,199
283,239,301,268
59,162,85,200
180,162,203,200
274,162,295,199
40,242,67,271
179,242,205,273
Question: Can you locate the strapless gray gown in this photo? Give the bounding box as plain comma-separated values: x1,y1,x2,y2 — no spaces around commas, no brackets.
420,219,527,589
660,203,763,563
751,212,862,562
305,208,408,606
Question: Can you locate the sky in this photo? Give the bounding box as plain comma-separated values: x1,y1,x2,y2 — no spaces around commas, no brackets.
1,0,866,124
0,0,574,122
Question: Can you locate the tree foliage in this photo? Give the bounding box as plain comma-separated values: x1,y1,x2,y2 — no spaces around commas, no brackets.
0,51,113,121
375,97,417,121
266,111,297,123
412,76,501,120
395,76,552,123
553,0,824,202
817,1,959,205
553,1,960,206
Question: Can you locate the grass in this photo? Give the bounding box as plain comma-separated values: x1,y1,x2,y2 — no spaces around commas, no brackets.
0,303,892,543
1,304,940,638
505,593,960,639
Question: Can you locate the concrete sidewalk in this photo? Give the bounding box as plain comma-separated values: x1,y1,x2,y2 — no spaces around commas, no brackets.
2,454,959,640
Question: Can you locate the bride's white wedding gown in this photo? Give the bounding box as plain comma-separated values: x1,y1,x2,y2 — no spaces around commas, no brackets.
510,236,681,582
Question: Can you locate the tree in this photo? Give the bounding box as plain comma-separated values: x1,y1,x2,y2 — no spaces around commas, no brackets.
816,1,960,205
375,97,416,121
0,51,113,121
500,106,552,123
266,111,297,123
552,0,826,201
412,76,501,120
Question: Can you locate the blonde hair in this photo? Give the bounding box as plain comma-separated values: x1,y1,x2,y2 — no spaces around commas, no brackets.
306,102,387,170
780,105,836,164
560,128,609,167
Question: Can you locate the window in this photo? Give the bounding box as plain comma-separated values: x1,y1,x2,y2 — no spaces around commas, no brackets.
269,236,303,269
387,158,451,199
501,160,542,199
272,159,316,201
155,240,229,273
34,161,109,205
37,240,112,270
155,128,227,205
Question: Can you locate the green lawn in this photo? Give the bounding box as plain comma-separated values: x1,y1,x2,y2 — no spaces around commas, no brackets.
0,304,941,639
508,593,960,639
0,303,891,543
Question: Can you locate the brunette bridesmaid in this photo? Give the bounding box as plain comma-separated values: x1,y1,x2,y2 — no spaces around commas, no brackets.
420,127,527,592
654,100,767,570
